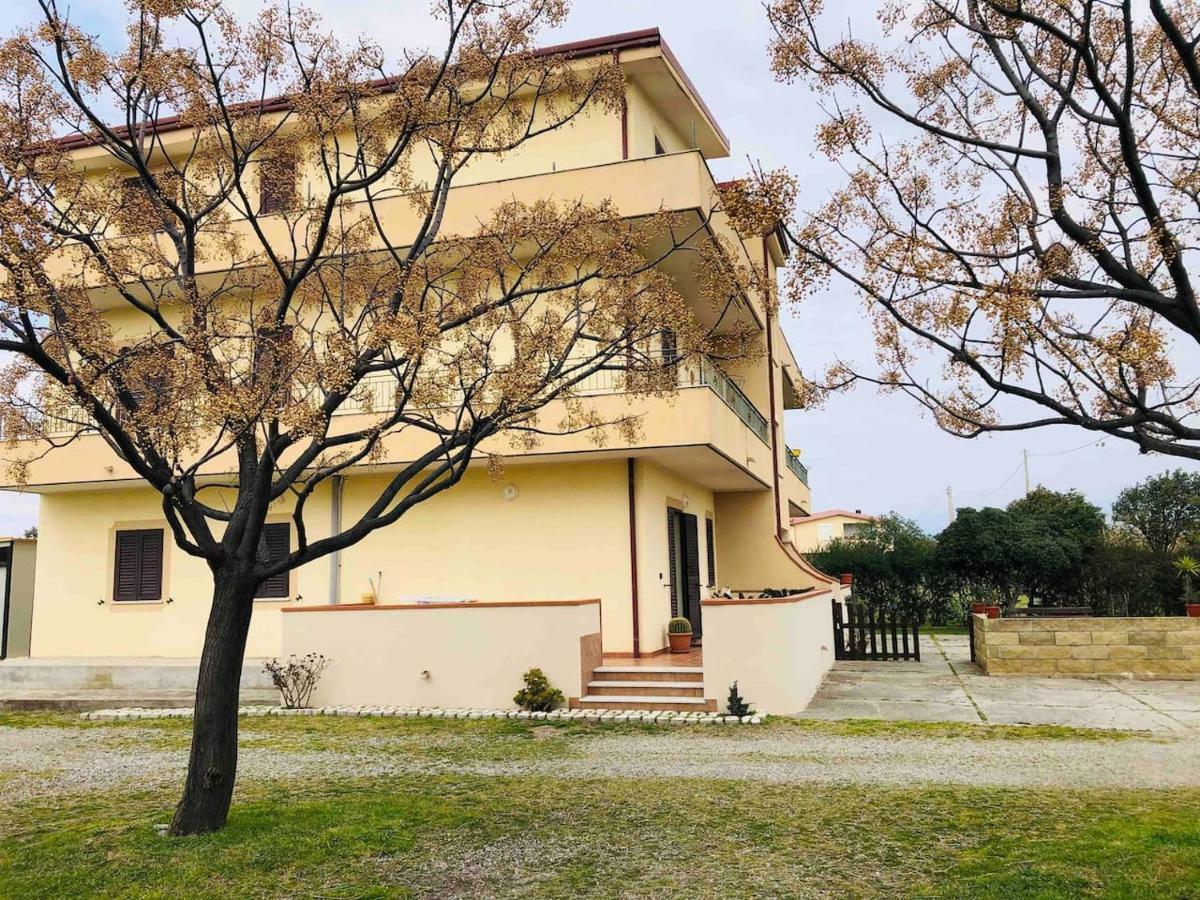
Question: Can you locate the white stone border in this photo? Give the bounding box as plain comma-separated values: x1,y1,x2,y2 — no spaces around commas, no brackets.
80,705,764,724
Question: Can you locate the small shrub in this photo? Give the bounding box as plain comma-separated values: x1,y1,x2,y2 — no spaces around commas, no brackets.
263,653,330,709
725,681,754,717
668,616,692,634
513,667,564,712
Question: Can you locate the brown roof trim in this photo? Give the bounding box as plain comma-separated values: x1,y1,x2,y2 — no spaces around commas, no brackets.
791,509,878,525
703,588,834,607
54,27,729,154
282,597,601,613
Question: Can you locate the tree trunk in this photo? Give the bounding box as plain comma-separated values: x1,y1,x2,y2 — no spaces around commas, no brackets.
168,571,256,836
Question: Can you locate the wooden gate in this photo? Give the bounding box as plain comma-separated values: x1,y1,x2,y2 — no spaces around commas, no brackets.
833,602,921,661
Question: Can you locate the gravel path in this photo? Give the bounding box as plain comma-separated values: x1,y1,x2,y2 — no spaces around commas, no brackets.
2,722,1198,807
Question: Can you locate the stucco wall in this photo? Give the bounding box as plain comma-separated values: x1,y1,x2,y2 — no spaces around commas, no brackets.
973,614,1200,679
701,590,836,715
338,461,631,649
29,487,330,658
28,461,633,658
281,599,601,708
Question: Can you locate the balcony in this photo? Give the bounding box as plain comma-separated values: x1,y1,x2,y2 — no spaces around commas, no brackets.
336,353,770,447
785,446,808,486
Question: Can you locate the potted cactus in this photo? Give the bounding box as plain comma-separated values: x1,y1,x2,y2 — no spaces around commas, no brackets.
667,616,693,653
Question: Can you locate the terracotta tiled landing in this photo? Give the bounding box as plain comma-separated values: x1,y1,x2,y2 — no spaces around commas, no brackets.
602,647,703,668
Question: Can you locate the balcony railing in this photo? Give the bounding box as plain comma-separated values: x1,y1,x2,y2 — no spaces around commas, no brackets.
785,446,809,486
24,354,772,448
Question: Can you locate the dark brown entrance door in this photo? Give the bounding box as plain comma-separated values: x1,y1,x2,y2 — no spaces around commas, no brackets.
667,508,703,640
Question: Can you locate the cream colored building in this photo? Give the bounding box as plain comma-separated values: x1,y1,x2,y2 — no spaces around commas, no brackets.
1,30,839,710
790,510,879,554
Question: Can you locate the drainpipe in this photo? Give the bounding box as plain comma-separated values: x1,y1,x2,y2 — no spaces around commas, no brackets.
329,475,343,605
615,49,629,160
763,236,783,539
627,458,640,657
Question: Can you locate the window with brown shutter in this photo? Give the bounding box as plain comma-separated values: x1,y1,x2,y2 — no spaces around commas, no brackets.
113,529,164,602
255,522,291,599
705,517,716,588
258,158,297,215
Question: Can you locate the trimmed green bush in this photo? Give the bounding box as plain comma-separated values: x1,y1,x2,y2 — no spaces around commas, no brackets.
513,668,564,712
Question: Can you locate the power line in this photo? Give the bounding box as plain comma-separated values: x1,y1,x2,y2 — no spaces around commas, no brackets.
1031,437,1106,458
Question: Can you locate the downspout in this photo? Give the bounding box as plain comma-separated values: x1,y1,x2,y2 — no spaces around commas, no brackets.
627,458,640,657
329,475,343,605
763,236,784,539
615,49,629,160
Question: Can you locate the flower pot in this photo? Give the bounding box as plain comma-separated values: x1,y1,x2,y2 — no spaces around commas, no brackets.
1187,603,1200,618
971,603,1000,619
839,573,854,586
668,631,693,653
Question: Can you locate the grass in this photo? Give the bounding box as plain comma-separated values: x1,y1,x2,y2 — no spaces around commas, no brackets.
0,714,1192,897
923,624,969,635
1,775,1196,898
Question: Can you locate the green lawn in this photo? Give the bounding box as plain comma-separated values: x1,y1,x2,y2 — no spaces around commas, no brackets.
0,715,1195,898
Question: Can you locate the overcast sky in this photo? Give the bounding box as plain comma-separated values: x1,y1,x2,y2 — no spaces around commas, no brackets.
0,1,1193,537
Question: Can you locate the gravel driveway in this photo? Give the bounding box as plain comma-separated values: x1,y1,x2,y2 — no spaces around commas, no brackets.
2,716,1198,808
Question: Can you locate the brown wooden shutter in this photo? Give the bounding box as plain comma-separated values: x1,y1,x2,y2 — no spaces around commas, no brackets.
255,523,291,598
113,529,163,602
137,530,163,600
705,517,716,588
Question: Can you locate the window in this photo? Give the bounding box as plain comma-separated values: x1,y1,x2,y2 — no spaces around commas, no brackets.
654,135,667,156
705,517,716,587
113,529,164,602
817,523,834,544
118,173,178,233
258,157,297,215
255,522,291,599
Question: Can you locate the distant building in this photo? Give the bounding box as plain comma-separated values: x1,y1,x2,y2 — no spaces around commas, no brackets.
790,510,878,553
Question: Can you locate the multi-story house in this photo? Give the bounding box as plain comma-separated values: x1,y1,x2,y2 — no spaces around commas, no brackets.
0,30,837,713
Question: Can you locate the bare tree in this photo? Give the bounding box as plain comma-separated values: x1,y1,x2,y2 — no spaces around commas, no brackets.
0,0,757,833
766,0,1200,459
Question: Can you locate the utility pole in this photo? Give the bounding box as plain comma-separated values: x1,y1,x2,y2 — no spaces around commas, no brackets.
946,486,956,524
1023,449,1031,496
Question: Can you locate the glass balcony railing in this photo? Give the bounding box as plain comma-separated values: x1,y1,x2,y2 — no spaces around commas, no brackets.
785,446,809,486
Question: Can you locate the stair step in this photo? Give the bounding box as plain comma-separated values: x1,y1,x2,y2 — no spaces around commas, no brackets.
573,694,718,713
587,681,704,697
593,666,703,682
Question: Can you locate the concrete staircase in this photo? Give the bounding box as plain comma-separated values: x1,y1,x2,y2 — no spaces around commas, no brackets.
573,664,716,712
0,657,277,710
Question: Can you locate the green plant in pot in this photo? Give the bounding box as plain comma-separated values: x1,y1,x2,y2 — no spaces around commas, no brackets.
1174,555,1200,617
667,616,693,653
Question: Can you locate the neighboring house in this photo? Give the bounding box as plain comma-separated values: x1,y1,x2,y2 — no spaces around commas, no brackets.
0,30,840,711
791,510,878,553
0,538,36,659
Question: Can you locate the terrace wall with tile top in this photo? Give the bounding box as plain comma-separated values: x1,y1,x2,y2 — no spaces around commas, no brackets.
972,614,1200,680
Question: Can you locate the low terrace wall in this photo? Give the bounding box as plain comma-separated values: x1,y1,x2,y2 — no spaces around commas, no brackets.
972,613,1200,679
702,589,836,714
281,599,602,708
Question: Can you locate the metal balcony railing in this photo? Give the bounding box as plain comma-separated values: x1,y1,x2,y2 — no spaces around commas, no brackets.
785,446,809,486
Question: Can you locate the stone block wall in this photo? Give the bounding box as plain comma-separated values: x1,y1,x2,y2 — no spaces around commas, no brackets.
972,614,1200,679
